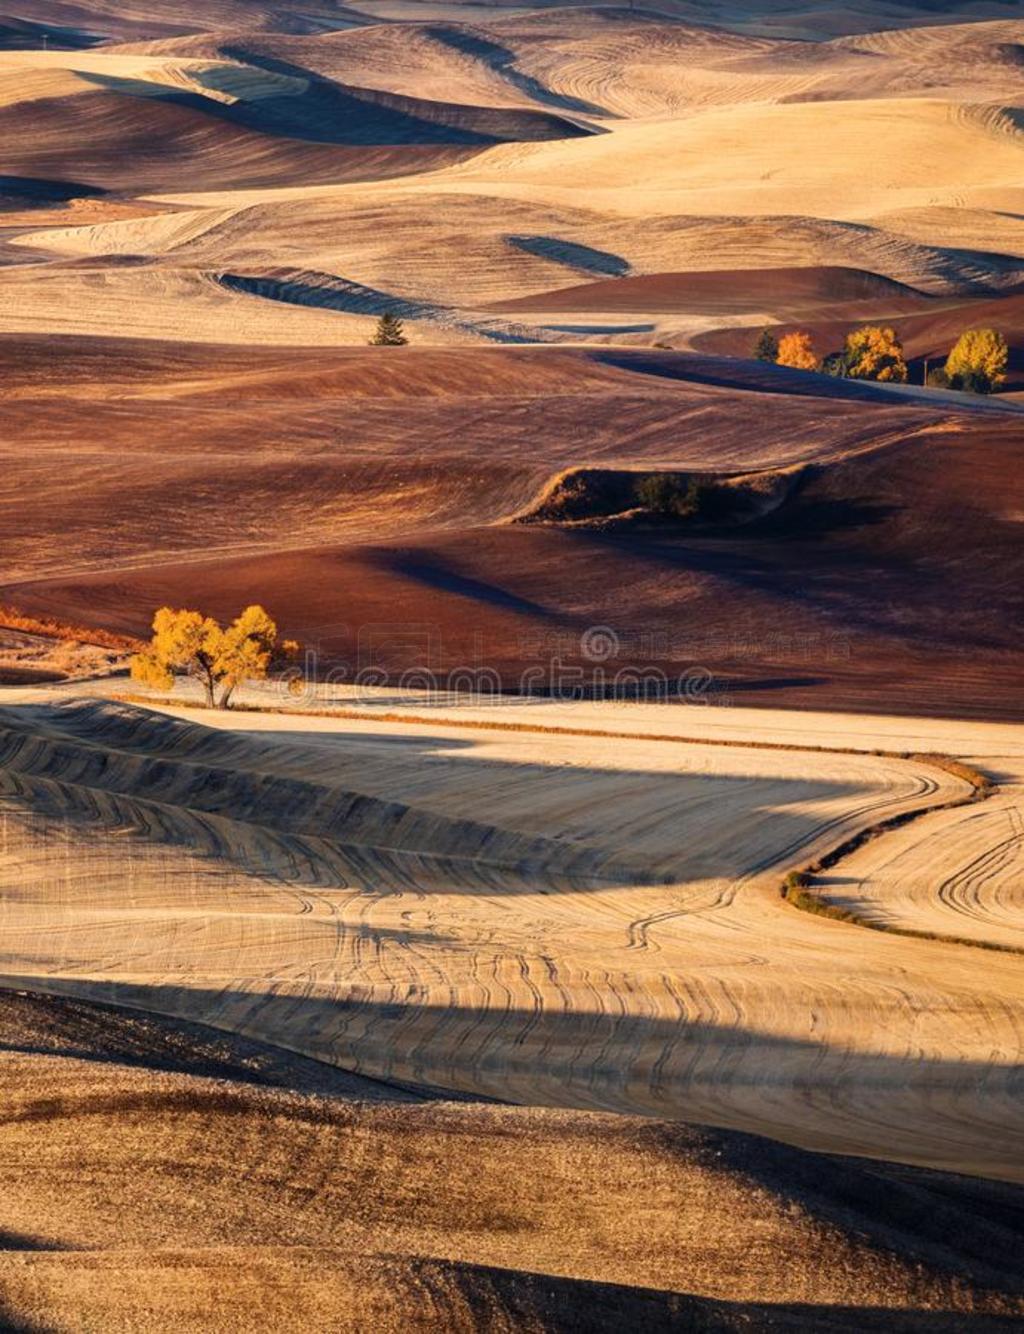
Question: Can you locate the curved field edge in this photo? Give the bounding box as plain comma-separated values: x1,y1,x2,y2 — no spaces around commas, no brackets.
779,754,1022,953
113,694,1005,951
117,690,986,905
5,690,1019,1182
113,692,1000,768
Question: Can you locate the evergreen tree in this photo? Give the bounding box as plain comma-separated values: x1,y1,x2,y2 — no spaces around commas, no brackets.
369,312,408,346
753,328,779,363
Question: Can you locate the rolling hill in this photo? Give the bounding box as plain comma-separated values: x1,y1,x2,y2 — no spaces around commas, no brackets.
2,1,1023,1327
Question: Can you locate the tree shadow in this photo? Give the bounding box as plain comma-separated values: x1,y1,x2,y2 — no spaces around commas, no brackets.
589,350,921,404
0,1230,66,1252
373,550,562,620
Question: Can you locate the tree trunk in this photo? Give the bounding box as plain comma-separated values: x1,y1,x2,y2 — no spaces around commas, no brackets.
198,665,216,709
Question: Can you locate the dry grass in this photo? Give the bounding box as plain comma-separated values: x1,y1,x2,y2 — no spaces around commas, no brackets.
0,602,141,651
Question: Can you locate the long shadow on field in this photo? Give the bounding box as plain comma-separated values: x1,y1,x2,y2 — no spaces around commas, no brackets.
4,977,1023,1211
2,982,1021,1327
422,26,609,118
373,550,563,619
0,987,427,1102
590,350,924,403
0,1230,65,1252
646,1122,1024,1301
218,44,594,141
218,271,543,345
80,63,586,148
0,698,874,894
505,234,630,277
555,508,1019,657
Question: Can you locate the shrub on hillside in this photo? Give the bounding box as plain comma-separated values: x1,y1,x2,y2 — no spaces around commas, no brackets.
821,350,850,378
0,603,140,651
753,328,779,363
634,473,705,520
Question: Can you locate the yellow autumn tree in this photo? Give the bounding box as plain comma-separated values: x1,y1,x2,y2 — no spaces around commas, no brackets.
945,328,1008,394
131,605,299,708
844,325,908,383
776,331,818,372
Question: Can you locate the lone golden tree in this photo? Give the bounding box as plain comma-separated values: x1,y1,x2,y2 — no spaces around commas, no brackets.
776,331,818,372
844,325,908,383
131,605,298,708
945,328,1008,394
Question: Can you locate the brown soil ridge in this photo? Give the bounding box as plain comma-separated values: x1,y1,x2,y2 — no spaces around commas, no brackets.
509,462,801,527
15,413,1017,720
490,265,929,315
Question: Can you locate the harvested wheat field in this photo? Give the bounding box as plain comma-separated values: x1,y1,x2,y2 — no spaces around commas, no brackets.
0,691,1021,1177
3,0,1024,1327
5,989,1024,1332
2,689,1024,1329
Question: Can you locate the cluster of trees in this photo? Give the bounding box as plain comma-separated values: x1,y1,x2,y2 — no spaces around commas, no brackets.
754,324,1009,394
131,605,299,709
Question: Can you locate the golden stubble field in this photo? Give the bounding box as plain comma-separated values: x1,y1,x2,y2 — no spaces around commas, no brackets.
1,687,1021,1182
2,9,1024,348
